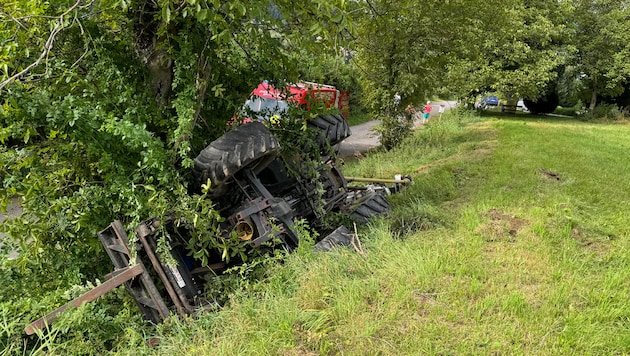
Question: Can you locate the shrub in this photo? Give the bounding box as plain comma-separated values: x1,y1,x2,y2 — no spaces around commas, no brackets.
373,111,414,151
524,91,560,114
553,106,578,116
579,104,628,121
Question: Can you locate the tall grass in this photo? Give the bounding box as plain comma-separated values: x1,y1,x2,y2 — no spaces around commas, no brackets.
13,111,630,354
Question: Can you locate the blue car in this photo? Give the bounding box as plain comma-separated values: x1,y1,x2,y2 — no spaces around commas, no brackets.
480,96,499,108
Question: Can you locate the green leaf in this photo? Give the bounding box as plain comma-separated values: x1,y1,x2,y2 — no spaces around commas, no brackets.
163,6,171,23
197,9,208,21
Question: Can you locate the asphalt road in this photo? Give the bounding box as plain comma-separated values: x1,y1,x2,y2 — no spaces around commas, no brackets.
337,100,457,158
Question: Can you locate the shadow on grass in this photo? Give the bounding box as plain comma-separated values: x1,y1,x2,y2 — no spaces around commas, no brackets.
477,110,581,124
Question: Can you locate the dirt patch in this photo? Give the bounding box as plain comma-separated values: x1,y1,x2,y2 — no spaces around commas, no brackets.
539,168,562,181
568,226,613,257
476,209,528,241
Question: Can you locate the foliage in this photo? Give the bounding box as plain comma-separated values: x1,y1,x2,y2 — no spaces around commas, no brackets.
556,65,583,107
552,105,579,117
353,0,570,106
372,110,414,151
568,0,630,109
524,89,560,114
0,1,350,224
344,0,629,137
0,0,351,352
578,103,629,122
352,0,456,112
0,262,149,354
351,0,569,149
453,0,569,102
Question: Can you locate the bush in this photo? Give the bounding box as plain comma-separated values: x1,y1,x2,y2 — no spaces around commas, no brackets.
524,91,560,114
553,106,578,116
579,104,628,121
373,112,413,151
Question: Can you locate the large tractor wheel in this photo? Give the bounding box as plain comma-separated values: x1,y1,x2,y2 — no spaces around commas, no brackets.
307,113,352,147
194,122,280,197
349,191,392,225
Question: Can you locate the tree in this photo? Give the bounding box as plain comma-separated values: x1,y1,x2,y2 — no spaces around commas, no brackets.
569,0,630,110
350,0,499,148
351,0,569,113
0,0,350,303
352,0,483,112
445,0,570,103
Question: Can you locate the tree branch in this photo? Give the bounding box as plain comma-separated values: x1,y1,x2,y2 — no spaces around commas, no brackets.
365,0,385,17
0,10,29,30
0,0,86,91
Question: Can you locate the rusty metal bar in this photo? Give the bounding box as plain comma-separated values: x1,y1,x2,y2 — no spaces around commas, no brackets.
24,264,143,335
345,176,412,184
135,222,190,318
99,221,171,323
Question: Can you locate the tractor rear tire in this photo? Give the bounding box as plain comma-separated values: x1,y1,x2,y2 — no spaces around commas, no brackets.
307,113,351,147
194,122,280,197
349,191,392,225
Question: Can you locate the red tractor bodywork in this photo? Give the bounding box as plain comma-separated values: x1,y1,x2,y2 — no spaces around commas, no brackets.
247,81,349,119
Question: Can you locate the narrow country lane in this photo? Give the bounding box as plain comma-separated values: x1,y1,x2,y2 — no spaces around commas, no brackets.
337,100,457,158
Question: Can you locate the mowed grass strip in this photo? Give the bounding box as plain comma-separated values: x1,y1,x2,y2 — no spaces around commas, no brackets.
124,114,630,355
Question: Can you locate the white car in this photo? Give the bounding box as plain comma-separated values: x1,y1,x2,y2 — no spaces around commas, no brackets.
517,99,529,112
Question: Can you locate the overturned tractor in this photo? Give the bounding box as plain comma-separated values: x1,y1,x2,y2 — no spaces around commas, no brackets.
26,120,410,334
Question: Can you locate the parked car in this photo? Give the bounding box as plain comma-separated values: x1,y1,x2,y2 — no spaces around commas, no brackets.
517,98,529,112
480,95,499,109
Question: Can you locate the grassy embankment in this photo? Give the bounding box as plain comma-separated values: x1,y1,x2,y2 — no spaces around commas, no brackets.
19,111,630,354
132,111,630,354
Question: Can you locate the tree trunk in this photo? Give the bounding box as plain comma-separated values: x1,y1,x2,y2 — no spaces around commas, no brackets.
589,87,597,111
146,50,173,103
131,1,173,105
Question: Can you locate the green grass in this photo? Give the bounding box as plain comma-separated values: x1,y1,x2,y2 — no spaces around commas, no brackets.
10,112,630,354
347,111,376,126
